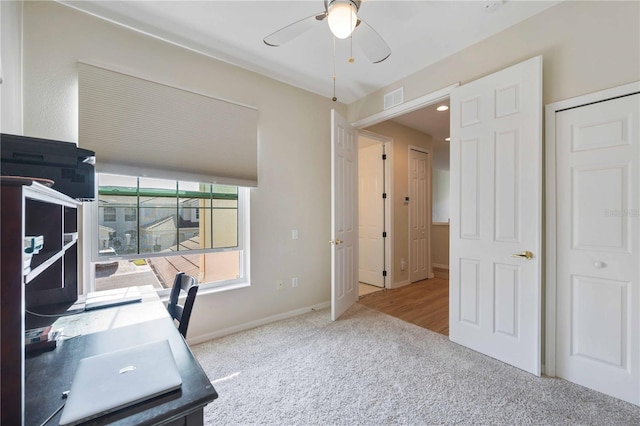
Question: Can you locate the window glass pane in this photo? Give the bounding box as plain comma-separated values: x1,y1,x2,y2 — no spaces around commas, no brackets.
95,258,161,290
103,207,116,222
94,252,241,291
212,184,237,195
139,177,177,208
98,175,137,256
124,207,137,222
212,184,238,248
139,208,178,254
177,181,211,251
213,198,238,248
100,174,138,189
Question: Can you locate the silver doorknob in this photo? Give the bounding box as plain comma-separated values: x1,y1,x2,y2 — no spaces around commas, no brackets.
511,251,533,260
329,239,343,245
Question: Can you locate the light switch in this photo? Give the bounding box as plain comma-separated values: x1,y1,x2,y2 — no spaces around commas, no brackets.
291,229,299,240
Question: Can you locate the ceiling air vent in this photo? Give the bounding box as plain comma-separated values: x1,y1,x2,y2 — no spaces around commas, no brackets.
384,87,404,110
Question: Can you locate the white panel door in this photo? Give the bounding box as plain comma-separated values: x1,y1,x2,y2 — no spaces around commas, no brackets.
359,143,384,287
410,148,430,282
331,110,359,321
556,93,639,404
450,56,542,375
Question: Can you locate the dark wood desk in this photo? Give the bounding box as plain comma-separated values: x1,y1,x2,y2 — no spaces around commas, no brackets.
24,287,217,425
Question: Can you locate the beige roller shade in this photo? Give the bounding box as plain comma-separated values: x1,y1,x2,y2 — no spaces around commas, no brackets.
78,62,258,187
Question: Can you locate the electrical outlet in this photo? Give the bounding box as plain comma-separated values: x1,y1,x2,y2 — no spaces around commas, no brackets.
277,280,284,290
291,277,299,288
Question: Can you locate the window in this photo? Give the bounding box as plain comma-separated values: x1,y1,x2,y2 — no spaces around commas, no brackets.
124,207,137,222
103,206,116,222
91,174,249,294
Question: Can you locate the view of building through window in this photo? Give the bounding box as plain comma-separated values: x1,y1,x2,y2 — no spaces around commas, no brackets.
94,174,242,291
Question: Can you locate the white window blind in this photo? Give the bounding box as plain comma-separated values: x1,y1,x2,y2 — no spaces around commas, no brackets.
78,62,258,187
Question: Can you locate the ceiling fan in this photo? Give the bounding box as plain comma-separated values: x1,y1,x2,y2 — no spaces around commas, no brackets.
263,0,391,64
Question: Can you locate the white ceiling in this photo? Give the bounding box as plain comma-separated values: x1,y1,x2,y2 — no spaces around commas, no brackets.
390,98,451,169
61,0,560,105
59,0,560,169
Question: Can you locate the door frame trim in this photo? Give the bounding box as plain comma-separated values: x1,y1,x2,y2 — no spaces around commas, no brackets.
351,83,459,129
408,145,433,283
544,81,640,377
358,130,394,289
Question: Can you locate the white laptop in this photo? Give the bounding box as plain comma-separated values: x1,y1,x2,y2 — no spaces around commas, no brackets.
84,287,142,311
59,339,182,426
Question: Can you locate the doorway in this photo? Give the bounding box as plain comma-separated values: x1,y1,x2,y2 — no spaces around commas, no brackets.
357,97,452,336
341,58,543,377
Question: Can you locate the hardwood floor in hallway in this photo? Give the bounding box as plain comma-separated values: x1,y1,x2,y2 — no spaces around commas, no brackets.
358,277,449,336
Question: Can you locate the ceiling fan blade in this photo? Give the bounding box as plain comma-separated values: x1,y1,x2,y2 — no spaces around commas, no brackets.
263,12,327,47
352,19,391,63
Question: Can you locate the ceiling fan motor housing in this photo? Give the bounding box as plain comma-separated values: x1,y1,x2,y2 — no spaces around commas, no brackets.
325,0,361,13
327,0,361,39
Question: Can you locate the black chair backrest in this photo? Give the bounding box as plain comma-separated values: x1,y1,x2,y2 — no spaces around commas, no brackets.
167,272,199,338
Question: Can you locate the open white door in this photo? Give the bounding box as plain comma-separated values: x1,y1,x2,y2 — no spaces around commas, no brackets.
449,56,543,375
359,142,384,287
331,109,359,320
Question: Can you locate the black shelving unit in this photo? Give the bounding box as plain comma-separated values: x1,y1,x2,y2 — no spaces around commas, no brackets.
1,181,80,424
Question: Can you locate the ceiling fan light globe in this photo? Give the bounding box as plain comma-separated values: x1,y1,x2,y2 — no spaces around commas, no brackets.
328,2,357,39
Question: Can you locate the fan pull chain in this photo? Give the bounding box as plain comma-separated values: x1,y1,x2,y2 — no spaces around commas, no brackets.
349,35,354,63
349,10,354,63
332,36,337,102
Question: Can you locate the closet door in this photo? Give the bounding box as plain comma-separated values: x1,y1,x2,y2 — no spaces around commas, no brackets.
555,93,639,405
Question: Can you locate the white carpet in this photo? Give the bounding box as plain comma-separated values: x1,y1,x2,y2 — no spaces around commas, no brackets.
192,304,640,425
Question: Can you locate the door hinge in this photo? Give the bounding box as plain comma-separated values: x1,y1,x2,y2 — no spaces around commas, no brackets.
382,231,387,238
382,270,387,277
382,154,387,160
382,193,387,199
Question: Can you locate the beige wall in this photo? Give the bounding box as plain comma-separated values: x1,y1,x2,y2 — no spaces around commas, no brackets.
365,121,432,287
431,166,450,269
21,1,346,341
431,224,449,269
432,167,449,223
0,1,23,134
348,1,640,123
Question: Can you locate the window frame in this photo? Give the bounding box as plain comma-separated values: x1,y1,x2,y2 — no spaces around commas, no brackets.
85,176,250,297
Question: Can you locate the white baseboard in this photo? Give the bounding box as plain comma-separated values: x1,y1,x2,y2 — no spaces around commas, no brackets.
433,263,449,270
388,279,410,289
187,301,331,345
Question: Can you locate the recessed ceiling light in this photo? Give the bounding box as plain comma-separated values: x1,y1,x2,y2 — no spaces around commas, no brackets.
436,105,449,112
445,137,451,142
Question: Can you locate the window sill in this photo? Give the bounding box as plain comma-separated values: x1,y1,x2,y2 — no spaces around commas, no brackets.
158,280,250,303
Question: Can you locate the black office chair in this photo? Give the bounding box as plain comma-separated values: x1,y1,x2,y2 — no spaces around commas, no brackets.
167,272,199,338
